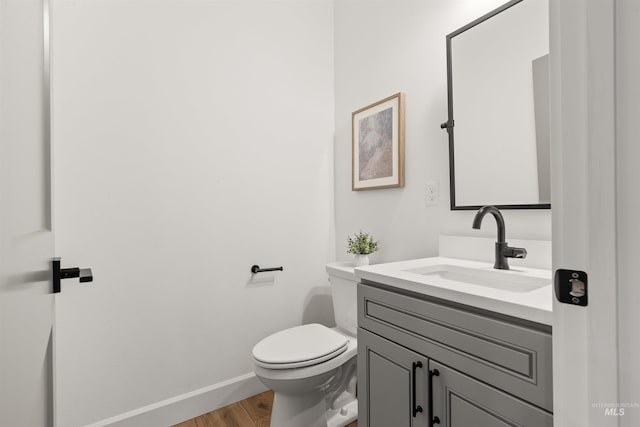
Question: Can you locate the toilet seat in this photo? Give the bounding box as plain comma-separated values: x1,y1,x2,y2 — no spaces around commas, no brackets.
252,324,348,369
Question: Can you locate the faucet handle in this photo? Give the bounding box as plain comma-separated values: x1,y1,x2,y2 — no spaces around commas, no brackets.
502,246,527,259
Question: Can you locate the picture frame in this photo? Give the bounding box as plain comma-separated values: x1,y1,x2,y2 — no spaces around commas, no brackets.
352,92,405,191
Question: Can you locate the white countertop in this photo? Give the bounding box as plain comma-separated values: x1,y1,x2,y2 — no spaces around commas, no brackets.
355,257,553,326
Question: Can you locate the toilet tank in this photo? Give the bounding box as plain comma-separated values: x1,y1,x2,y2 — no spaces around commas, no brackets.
326,262,358,337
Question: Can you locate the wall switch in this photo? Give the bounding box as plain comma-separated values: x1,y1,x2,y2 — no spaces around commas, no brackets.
425,181,439,206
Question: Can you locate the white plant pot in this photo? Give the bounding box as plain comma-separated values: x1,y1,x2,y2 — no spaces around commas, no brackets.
353,254,370,267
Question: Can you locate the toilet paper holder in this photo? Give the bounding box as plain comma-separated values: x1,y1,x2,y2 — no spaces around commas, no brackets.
251,265,284,274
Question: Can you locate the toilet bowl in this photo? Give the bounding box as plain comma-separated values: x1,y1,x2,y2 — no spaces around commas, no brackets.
252,262,358,427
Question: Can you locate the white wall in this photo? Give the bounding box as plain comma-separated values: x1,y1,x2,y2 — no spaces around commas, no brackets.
49,1,557,424
333,0,551,265
52,1,335,425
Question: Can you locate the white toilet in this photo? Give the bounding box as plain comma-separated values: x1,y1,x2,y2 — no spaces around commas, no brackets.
252,262,358,427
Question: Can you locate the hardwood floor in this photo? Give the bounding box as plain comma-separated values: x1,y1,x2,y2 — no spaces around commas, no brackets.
173,390,357,427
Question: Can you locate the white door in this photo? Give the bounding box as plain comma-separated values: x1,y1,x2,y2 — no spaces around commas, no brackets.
0,0,54,426
550,0,621,426
615,1,640,426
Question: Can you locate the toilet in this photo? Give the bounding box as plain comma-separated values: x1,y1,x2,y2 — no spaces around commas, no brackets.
252,262,358,427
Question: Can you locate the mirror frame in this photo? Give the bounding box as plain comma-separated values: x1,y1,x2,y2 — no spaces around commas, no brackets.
443,0,551,211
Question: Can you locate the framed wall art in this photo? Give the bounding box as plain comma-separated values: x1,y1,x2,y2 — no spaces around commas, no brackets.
352,92,405,190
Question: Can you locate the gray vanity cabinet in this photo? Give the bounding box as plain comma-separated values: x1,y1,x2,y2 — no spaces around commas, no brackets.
430,360,552,426
358,327,429,427
357,282,553,426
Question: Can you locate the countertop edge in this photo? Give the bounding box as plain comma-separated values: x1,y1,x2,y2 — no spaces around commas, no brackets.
355,257,553,326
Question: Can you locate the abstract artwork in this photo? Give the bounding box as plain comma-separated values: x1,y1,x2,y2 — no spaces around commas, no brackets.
352,93,405,190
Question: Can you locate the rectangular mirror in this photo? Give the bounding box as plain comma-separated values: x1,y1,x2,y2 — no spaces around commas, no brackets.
444,0,550,210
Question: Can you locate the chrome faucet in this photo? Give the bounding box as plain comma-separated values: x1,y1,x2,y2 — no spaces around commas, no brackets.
472,206,527,270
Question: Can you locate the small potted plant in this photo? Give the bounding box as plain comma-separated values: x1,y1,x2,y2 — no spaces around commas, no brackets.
347,231,380,267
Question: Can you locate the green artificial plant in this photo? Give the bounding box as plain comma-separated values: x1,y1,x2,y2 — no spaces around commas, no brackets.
346,231,380,255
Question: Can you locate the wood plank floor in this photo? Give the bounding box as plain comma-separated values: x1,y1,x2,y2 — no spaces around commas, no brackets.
173,390,357,427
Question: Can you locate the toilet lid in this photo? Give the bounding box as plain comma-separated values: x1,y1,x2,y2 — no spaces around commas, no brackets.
252,324,348,369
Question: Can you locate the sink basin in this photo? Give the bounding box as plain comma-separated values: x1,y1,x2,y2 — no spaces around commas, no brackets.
403,264,549,293
354,257,553,325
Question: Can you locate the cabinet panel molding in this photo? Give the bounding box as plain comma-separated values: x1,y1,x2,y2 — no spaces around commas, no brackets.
358,283,553,412
430,360,553,427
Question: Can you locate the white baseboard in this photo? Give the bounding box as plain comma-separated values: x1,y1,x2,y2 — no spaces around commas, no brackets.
87,372,268,427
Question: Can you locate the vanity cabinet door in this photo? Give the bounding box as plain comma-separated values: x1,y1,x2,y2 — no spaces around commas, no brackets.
358,328,429,427
430,360,553,427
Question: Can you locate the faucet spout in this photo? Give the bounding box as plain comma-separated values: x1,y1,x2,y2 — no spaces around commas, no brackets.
472,206,506,243
472,205,527,270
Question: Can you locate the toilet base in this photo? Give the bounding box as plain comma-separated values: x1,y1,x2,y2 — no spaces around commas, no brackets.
327,399,357,427
269,390,357,427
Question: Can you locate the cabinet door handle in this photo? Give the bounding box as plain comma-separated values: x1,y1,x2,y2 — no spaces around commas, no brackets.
429,368,440,425
412,361,423,417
